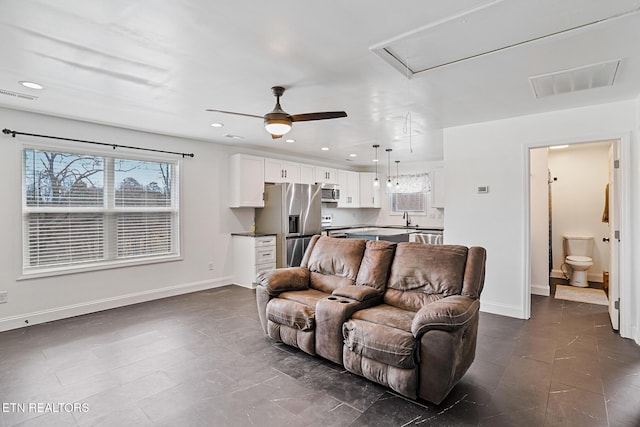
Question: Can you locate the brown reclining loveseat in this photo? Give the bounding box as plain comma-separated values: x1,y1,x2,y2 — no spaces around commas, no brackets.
255,235,486,404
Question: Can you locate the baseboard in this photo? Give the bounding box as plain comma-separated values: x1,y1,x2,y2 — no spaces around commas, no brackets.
0,275,234,333
550,269,564,279
531,283,550,296
479,300,526,319
550,269,603,283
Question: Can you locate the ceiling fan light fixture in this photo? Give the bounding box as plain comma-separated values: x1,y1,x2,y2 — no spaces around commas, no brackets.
264,119,292,136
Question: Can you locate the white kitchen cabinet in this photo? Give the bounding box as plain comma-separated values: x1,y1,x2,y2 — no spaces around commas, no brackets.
264,157,300,183
315,166,338,184
431,168,445,208
232,234,277,288
229,154,264,207
359,172,381,208
299,163,315,185
337,170,360,208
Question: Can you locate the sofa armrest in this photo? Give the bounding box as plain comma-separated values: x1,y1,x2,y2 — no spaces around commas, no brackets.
257,267,310,296
411,296,480,338
332,286,381,303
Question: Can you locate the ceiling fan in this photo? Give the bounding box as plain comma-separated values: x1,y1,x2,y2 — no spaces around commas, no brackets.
206,86,347,139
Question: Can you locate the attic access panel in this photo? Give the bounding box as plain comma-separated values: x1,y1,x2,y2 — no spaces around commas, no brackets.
370,0,639,78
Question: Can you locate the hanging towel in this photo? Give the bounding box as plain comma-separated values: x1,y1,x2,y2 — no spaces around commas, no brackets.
602,183,609,223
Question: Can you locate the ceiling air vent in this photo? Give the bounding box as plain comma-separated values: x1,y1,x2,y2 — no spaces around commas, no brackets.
529,60,620,98
0,89,39,101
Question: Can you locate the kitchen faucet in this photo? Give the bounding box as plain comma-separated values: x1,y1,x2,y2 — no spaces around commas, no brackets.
402,211,411,227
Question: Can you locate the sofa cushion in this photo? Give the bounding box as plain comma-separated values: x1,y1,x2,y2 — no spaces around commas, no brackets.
278,288,328,307
350,304,415,332
267,298,315,331
385,244,468,311
383,290,444,314
266,288,328,332
306,237,366,292
355,240,396,292
310,272,355,294
343,316,417,370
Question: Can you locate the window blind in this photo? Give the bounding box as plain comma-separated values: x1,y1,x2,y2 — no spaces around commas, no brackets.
23,148,179,274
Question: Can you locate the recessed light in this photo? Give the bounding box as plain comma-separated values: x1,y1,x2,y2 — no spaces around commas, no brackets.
210,122,224,128
19,81,44,90
349,153,357,157
286,139,295,143
321,147,329,151
372,159,379,162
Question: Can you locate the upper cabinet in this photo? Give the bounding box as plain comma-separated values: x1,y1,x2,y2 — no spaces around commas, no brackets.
337,170,360,208
264,158,300,183
299,163,315,185
229,154,264,208
359,172,381,208
315,166,338,184
430,167,445,208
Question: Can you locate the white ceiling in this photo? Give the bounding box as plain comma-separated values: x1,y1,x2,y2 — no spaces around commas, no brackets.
1,0,639,167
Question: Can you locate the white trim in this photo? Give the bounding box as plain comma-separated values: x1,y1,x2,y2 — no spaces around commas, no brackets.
531,284,550,297
522,144,532,319
0,275,234,332
480,300,526,319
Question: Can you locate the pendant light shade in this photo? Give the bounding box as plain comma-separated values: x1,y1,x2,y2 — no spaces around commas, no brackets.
395,160,400,188
372,144,380,187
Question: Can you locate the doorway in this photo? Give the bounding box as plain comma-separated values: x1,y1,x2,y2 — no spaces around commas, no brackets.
528,139,621,330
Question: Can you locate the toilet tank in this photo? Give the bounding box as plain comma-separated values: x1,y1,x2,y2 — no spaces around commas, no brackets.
563,235,594,257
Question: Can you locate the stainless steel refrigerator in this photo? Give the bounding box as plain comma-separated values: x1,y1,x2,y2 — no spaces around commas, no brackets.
255,183,322,268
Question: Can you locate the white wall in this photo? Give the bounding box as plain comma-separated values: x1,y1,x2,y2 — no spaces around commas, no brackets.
0,107,257,331
548,142,610,281
443,100,638,336
529,147,549,296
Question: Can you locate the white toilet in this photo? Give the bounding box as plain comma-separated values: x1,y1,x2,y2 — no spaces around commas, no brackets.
563,235,594,287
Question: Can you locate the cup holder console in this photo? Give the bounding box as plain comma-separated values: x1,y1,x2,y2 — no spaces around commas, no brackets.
326,296,351,304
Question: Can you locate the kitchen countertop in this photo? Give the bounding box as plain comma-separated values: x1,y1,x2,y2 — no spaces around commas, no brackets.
323,224,444,232
344,228,417,237
230,232,277,237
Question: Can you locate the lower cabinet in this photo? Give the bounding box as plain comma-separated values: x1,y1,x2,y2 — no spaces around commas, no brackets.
232,234,276,288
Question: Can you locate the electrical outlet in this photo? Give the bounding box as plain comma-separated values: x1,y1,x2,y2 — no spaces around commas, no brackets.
0,291,7,304
208,262,215,271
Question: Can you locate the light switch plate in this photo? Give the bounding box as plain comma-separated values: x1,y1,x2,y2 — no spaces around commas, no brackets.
477,185,489,194
0,291,7,304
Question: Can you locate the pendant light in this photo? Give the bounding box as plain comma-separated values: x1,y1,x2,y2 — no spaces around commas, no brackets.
386,148,393,189
395,160,400,188
372,144,380,187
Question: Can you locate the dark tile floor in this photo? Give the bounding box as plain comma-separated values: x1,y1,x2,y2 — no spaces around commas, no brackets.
0,285,639,426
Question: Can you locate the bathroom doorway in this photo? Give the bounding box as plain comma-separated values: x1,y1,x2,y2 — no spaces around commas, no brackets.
529,139,621,330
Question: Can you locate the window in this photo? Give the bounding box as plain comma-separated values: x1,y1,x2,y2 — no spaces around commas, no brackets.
391,192,426,213
388,172,431,215
23,147,180,275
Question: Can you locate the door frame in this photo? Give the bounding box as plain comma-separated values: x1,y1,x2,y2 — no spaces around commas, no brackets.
522,132,631,337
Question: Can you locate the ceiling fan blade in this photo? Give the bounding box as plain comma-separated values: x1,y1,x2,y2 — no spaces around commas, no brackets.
271,134,283,139
290,111,347,122
205,109,263,119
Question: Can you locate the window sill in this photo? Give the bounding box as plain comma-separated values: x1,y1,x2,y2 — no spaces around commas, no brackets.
18,255,183,281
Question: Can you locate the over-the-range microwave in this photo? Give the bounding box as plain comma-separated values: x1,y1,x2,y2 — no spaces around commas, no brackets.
320,183,340,202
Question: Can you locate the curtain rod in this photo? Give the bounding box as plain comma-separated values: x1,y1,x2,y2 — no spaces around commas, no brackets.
2,128,195,158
